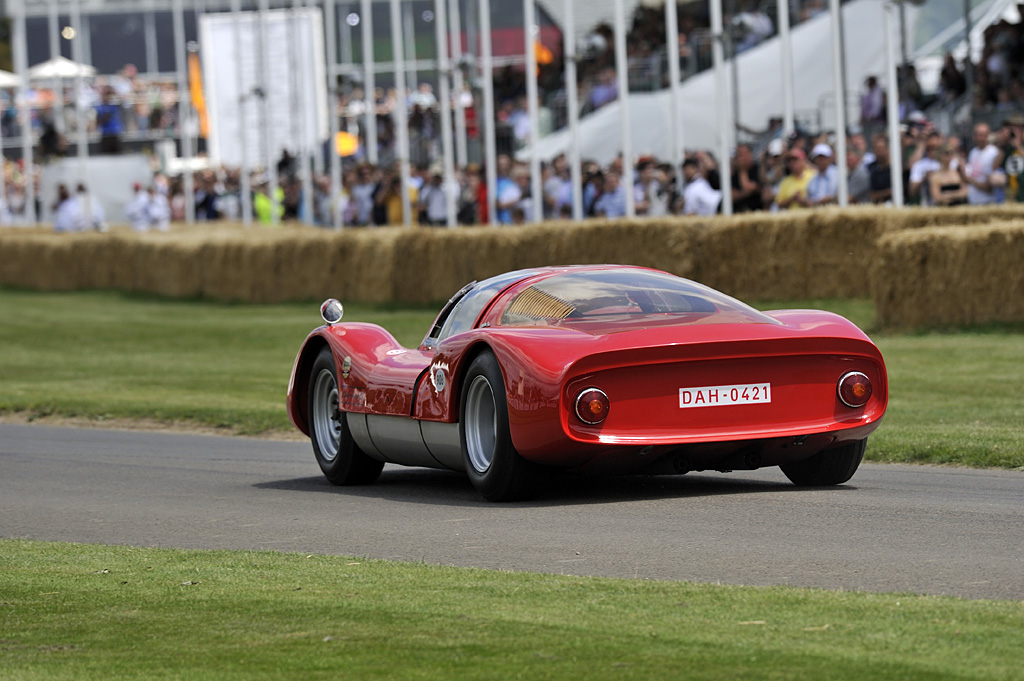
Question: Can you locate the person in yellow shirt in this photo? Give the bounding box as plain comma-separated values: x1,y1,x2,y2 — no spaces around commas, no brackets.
254,182,285,225
775,148,817,209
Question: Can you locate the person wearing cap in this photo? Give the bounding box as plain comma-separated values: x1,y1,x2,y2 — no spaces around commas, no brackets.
806,144,839,206
774,148,817,210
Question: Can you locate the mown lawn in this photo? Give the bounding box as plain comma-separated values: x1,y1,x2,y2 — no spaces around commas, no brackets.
1,539,1022,681
0,289,1021,468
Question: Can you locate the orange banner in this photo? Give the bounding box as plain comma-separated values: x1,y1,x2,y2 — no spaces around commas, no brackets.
188,52,209,139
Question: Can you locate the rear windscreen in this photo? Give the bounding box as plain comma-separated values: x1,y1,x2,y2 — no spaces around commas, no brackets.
499,269,779,330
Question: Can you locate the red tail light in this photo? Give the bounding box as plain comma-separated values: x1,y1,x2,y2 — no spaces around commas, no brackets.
838,371,872,408
574,388,610,425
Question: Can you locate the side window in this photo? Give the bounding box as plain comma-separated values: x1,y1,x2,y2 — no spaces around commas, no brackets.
422,281,476,349
425,270,532,347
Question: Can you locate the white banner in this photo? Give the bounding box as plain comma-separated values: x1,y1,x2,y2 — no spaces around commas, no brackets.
199,9,328,167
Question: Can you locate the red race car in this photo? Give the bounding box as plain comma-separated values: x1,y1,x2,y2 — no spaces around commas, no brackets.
287,265,887,501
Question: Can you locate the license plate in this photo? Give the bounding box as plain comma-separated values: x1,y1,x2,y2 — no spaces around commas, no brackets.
679,383,771,408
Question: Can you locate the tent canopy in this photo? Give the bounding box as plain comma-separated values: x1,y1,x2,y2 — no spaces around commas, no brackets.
0,70,21,88
27,56,97,80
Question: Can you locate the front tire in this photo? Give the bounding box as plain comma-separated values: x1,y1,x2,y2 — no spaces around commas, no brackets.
780,438,866,486
460,351,542,501
308,348,384,485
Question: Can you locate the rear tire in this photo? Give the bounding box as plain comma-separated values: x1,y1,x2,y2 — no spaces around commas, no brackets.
460,351,542,501
780,439,866,486
308,348,384,486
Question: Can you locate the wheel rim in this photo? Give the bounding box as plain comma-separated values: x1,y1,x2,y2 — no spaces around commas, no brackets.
312,368,342,462
464,374,497,473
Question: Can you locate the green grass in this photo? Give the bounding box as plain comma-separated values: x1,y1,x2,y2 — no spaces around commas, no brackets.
1,539,1022,681
1,289,1022,468
0,290,436,434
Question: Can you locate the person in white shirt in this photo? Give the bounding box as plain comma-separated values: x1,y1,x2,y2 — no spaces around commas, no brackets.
148,187,171,231
53,184,80,233
418,172,449,226
908,131,943,205
806,144,839,205
681,158,722,215
74,183,106,232
960,122,1002,205
124,183,151,232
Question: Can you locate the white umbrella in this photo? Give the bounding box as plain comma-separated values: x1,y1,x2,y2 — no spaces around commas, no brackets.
0,69,21,88
27,56,97,80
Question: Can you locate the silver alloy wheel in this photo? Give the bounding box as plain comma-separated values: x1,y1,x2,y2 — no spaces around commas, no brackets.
464,374,497,473
312,367,342,463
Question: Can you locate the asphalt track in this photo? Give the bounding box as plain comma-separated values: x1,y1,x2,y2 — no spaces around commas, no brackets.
2,423,1022,601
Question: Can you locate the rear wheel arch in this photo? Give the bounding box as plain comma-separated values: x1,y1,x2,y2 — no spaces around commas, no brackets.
450,341,501,420
293,336,331,431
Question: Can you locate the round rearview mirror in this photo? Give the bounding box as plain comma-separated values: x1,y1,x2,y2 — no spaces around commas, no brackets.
320,298,344,324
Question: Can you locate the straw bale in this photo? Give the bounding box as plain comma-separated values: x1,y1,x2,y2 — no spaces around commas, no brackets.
3,205,1024,325
873,221,1024,327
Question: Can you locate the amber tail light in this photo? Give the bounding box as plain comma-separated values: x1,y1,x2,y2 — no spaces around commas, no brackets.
574,388,610,424
837,371,872,408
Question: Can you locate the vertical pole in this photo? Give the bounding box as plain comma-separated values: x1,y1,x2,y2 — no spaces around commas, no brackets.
778,0,794,138
564,0,582,221
173,0,196,224
710,0,732,215
13,0,35,224
524,0,542,221
479,0,496,224
434,0,457,226
48,0,65,136
293,0,314,225
389,0,412,226
665,0,683,197
898,0,907,68
884,0,903,207
145,4,160,75
324,0,343,227
963,0,974,119
403,3,417,93
829,0,848,206
728,0,739,150
71,0,88,163
448,0,468,168
340,4,352,66
231,0,253,227
258,0,280,224
613,0,634,217
361,0,379,164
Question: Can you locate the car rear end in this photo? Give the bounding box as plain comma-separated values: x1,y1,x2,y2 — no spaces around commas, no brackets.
554,323,887,474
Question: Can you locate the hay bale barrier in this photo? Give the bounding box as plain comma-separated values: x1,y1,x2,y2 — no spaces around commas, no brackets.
2,205,1024,328
873,221,1024,328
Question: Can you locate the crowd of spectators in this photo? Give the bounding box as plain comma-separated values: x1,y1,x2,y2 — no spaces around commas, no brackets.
56,109,1017,231
5,2,1024,230
4,63,183,159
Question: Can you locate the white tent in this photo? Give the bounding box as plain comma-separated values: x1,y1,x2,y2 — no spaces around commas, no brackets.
521,0,893,164
27,56,97,80
0,69,21,88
